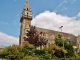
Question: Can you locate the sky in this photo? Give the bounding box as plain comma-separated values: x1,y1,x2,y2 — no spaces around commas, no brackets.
0,0,80,46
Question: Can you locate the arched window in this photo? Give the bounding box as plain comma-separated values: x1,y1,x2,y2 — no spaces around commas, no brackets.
27,8,28,10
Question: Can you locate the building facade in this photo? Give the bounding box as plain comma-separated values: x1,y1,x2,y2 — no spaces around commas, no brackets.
19,0,78,47
0,45,5,52
77,35,80,52
19,0,32,45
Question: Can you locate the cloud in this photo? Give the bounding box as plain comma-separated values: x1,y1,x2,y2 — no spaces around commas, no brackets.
31,11,80,36
0,32,19,46
57,0,78,9
77,12,80,17
0,21,9,25
13,14,20,25
73,12,80,20
57,0,68,11
62,6,67,10
13,20,17,25
15,14,20,17
14,0,17,1
71,0,77,4
57,0,68,8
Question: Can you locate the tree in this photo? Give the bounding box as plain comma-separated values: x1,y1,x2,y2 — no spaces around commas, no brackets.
21,56,40,60
24,26,48,48
22,41,35,56
55,34,63,47
55,34,74,57
47,43,67,58
0,45,23,59
65,43,74,57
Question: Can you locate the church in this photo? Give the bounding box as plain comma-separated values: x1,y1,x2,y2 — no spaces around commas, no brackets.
19,0,80,50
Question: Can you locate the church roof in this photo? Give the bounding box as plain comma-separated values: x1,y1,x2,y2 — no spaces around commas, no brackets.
0,45,5,48
35,27,77,43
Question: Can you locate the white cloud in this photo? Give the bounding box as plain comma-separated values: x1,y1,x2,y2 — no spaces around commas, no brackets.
57,0,68,8
71,0,77,3
57,0,78,8
62,6,67,10
0,32,19,46
73,12,80,20
63,0,68,3
13,14,20,25
73,0,77,2
31,11,80,36
77,12,80,17
0,21,9,25
15,14,20,17
13,20,17,25
14,0,17,1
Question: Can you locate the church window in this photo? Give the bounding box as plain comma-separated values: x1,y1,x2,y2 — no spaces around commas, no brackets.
40,32,43,34
27,8,28,10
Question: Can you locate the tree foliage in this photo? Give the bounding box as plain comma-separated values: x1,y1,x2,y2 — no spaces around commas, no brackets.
21,56,39,60
24,26,48,48
47,43,67,58
0,28,77,59
55,34,63,47
0,45,23,59
22,41,35,56
55,34,74,57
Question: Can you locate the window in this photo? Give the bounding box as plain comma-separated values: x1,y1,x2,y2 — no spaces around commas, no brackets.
27,8,28,10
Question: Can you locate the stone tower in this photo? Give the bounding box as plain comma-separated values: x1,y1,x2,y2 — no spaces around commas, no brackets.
19,0,32,45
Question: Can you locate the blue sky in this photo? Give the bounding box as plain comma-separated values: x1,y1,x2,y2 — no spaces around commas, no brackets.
0,0,80,46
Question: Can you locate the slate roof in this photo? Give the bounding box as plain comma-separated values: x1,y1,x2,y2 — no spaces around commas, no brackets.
0,45,5,48
35,27,77,43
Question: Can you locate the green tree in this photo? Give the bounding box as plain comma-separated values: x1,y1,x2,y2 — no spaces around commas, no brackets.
55,34,63,47
21,56,40,60
65,43,74,57
0,45,23,60
55,34,74,57
48,43,67,58
22,41,35,56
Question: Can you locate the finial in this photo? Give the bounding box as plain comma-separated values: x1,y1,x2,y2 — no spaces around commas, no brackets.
26,0,28,2
26,0,29,5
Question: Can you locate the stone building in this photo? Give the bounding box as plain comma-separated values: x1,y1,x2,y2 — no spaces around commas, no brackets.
0,45,5,52
77,35,80,52
19,0,78,47
19,0,33,45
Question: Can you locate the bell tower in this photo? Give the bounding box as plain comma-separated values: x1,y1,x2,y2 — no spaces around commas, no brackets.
19,0,33,45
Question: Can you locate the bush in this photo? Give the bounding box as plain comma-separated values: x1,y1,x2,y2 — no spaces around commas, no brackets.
34,50,45,55
21,56,39,60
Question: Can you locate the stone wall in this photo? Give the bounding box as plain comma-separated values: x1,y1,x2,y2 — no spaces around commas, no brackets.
77,35,80,52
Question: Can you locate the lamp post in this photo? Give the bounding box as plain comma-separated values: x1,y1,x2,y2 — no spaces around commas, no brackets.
59,26,64,48
59,26,63,32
